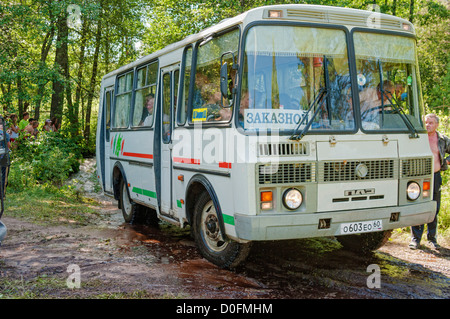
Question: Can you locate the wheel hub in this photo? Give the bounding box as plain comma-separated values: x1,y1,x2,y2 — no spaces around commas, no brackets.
205,214,219,239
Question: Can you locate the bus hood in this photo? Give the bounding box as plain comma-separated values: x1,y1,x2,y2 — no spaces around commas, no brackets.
315,139,399,212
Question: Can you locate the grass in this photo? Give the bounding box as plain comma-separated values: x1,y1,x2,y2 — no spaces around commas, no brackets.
0,275,187,299
4,181,101,227
0,275,67,299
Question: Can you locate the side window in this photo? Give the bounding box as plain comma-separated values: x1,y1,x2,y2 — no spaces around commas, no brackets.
162,73,172,143
173,69,179,124
114,71,133,128
178,46,192,126
191,28,239,123
132,61,158,127
105,89,112,141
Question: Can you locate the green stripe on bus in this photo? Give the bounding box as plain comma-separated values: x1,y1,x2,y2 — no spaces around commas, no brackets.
132,187,142,195
222,214,235,226
132,187,156,198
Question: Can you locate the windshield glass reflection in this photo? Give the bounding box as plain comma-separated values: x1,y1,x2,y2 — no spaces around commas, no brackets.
354,32,424,132
240,26,354,133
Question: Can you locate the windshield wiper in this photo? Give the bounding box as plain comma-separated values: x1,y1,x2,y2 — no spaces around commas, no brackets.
289,87,328,140
377,60,419,138
290,56,330,141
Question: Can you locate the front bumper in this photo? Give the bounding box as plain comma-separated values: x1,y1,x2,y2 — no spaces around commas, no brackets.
234,201,436,241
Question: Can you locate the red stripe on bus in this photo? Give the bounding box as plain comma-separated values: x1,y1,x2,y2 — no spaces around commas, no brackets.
122,152,154,159
173,157,200,165
219,162,232,169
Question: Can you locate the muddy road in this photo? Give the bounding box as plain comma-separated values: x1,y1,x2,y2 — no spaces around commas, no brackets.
0,159,449,300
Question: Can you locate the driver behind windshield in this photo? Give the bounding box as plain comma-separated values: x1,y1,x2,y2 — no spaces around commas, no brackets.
360,80,394,130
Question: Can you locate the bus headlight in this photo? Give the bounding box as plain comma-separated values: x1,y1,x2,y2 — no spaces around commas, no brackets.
407,182,421,200
283,188,303,210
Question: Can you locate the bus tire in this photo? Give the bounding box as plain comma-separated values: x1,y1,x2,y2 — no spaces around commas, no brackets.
193,191,251,269
336,230,392,254
120,179,145,224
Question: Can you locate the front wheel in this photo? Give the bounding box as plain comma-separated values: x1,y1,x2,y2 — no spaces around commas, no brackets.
336,230,392,254
193,191,251,269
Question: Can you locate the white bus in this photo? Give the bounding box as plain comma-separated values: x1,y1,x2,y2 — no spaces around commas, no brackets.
96,4,436,268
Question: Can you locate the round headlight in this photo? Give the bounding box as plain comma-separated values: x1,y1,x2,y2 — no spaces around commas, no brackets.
407,182,421,200
283,188,303,210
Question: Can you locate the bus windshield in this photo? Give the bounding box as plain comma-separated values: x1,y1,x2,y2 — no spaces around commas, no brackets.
240,25,354,133
354,32,424,133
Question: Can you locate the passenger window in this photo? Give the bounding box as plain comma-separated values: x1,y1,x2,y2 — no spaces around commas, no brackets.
162,73,172,143
191,29,239,123
174,69,179,124
105,90,112,141
114,72,133,128
132,61,158,127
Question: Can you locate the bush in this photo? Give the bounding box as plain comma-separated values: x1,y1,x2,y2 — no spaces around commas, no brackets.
8,131,82,188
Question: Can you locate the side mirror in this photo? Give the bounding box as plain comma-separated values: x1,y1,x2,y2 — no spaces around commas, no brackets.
220,62,228,101
219,51,236,108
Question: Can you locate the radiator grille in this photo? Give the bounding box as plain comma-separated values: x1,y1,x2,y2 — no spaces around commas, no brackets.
258,142,308,156
319,159,395,182
258,163,315,184
401,158,432,177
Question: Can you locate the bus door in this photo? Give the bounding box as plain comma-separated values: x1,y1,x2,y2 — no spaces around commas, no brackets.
159,66,179,216
100,86,113,192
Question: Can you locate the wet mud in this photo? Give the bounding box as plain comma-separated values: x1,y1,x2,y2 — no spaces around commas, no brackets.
1,158,448,299
113,219,450,299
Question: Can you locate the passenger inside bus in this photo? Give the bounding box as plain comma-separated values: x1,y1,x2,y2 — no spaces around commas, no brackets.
139,94,154,126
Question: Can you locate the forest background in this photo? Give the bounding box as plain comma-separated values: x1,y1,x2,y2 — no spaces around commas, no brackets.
0,0,449,234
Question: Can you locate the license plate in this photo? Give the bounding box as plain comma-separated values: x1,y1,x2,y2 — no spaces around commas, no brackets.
340,220,382,235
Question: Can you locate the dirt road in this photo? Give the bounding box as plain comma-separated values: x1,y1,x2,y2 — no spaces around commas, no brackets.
0,159,449,299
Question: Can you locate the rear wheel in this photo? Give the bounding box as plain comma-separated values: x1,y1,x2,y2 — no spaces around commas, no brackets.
193,191,251,269
120,179,134,223
336,230,392,254
119,179,158,226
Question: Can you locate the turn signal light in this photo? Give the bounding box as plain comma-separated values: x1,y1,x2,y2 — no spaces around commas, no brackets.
261,191,273,202
423,181,431,198
261,191,273,211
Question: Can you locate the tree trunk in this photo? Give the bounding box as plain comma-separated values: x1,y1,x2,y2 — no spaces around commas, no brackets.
70,18,89,137
50,11,69,125
17,76,24,117
409,0,415,23
84,7,102,142
35,27,55,121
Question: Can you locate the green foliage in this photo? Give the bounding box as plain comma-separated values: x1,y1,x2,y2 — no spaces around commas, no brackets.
5,182,100,226
416,0,450,114
434,112,450,234
9,131,82,188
